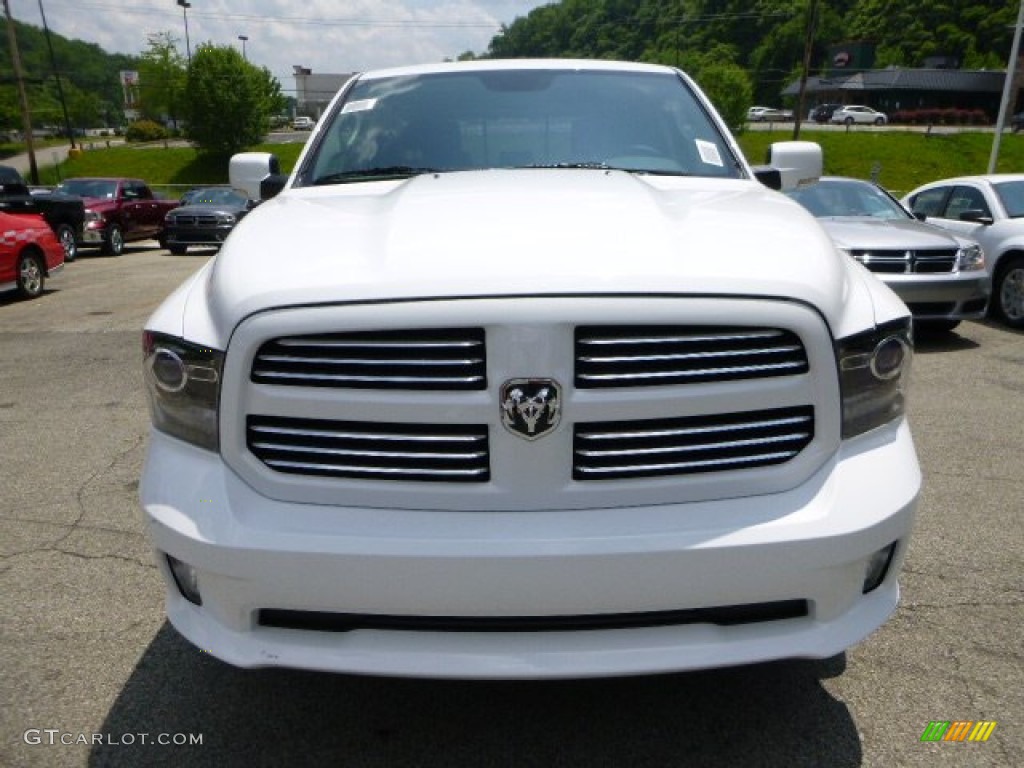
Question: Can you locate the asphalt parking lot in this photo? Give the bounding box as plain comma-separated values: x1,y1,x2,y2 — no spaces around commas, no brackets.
1,246,1021,767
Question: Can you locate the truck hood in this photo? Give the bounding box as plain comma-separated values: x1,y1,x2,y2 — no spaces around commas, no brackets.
203,170,850,335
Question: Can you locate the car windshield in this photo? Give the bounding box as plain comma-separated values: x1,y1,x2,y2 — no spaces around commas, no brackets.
786,178,910,220
993,180,1024,218
297,68,742,186
181,187,248,206
56,179,118,198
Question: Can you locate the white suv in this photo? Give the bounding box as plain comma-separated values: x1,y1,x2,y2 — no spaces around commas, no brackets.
831,105,888,125
140,59,920,679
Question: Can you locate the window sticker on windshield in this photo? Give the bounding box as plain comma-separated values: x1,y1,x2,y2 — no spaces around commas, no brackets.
696,140,723,167
341,98,378,114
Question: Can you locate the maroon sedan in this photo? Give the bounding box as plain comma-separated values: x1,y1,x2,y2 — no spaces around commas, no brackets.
0,210,65,299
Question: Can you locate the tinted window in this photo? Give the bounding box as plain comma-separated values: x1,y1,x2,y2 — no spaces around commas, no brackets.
993,180,1024,218
908,187,949,218
944,186,990,220
299,69,740,186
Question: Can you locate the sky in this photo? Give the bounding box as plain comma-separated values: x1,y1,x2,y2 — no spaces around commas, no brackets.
8,0,547,96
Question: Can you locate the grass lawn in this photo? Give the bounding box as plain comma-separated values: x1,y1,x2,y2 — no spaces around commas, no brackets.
10,130,1024,197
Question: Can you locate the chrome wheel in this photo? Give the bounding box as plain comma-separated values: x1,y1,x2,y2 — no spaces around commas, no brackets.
56,223,77,262
17,252,44,298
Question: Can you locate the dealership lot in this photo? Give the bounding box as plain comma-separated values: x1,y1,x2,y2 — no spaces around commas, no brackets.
1,247,1021,767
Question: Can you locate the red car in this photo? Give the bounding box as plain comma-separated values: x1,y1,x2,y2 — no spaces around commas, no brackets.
0,211,65,299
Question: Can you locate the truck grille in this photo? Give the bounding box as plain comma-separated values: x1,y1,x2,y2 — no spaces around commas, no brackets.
247,416,490,482
851,249,957,274
251,328,486,390
573,406,814,480
575,326,808,388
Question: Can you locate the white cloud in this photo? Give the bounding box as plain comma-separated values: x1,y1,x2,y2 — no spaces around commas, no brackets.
8,0,545,96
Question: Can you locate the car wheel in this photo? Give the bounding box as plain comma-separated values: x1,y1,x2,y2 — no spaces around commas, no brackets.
874,117,884,125
55,223,77,262
991,254,1024,329
16,249,45,299
169,244,188,255
103,224,124,256
843,117,853,126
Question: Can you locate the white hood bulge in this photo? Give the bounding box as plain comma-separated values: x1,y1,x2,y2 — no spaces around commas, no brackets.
206,170,846,334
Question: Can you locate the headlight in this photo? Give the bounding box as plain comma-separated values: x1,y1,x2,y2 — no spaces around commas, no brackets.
956,244,984,271
218,213,237,225
143,332,224,451
84,209,103,223
837,318,913,438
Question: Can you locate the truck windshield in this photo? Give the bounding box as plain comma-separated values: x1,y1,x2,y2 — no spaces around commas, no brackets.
299,68,741,186
56,179,119,199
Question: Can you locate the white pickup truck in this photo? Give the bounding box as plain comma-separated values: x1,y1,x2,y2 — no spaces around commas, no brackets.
140,59,920,679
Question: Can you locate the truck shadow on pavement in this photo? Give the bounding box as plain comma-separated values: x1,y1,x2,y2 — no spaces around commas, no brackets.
89,622,861,767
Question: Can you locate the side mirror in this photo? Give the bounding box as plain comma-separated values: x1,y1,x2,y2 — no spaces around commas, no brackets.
229,152,284,201
754,141,823,191
959,209,994,225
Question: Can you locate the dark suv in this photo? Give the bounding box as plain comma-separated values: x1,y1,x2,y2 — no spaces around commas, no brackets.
810,103,842,123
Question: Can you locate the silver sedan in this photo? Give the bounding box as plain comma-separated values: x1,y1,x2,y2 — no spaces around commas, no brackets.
787,176,988,332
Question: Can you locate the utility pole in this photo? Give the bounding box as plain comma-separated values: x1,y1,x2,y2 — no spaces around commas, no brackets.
38,0,75,150
988,0,1024,173
3,0,38,183
793,0,820,141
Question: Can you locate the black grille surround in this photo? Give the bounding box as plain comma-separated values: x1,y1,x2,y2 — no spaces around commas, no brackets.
575,325,809,388
574,406,815,481
850,248,958,275
247,416,490,482
251,328,486,390
258,600,810,633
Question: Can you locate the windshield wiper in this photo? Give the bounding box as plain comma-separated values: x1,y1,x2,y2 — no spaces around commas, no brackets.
520,162,613,170
314,166,439,185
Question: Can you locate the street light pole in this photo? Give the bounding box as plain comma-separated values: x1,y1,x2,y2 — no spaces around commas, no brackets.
177,0,191,65
988,0,1023,173
238,34,248,61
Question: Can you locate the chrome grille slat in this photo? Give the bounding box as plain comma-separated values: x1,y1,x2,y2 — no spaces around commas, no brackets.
579,413,813,441
248,416,490,483
852,248,958,275
573,406,814,481
252,328,486,390
575,325,809,388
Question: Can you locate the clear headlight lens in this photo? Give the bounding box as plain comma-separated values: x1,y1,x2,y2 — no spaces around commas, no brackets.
837,318,913,438
143,331,224,451
84,209,103,223
956,244,984,271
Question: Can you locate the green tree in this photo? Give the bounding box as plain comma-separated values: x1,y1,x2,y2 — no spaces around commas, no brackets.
693,61,754,134
137,32,186,127
182,43,286,156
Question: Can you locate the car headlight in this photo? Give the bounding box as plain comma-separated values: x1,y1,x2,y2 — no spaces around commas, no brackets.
84,209,103,223
143,332,224,451
837,318,913,439
218,213,237,225
956,243,984,271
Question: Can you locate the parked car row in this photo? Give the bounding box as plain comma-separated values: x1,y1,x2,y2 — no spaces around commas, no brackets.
2,175,255,300
785,173,1023,331
746,105,794,122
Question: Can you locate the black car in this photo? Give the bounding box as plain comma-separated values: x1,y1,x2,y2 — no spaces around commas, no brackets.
1011,112,1023,132
162,186,254,254
809,103,842,123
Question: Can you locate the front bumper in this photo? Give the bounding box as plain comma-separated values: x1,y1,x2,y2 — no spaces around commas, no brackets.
881,272,989,321
164,226,233,246
140,417,920,679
